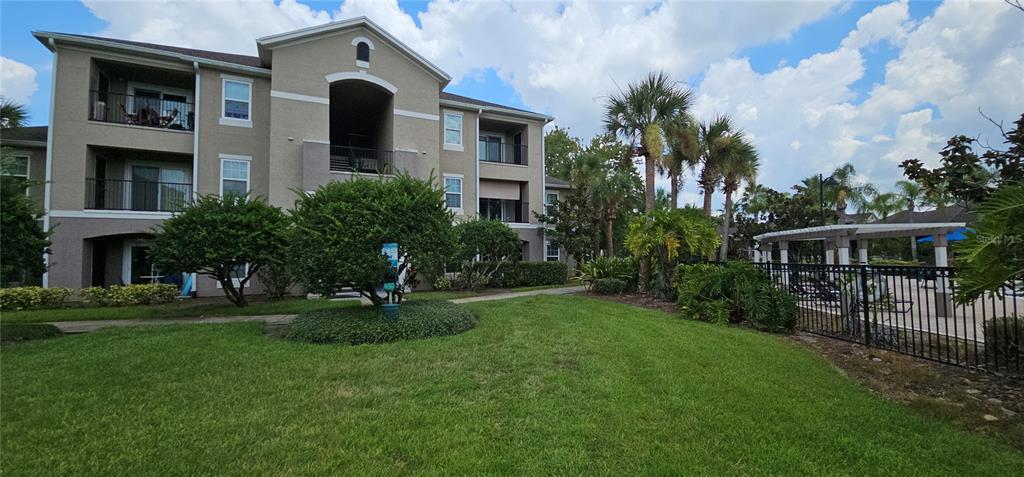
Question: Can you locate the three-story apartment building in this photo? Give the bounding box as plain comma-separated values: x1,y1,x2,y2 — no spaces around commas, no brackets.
14,17,565,295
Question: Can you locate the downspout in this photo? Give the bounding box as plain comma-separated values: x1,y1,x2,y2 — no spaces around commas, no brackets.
475,108,482,218
190,61,201,294
540,119,548,261
41,38,58,288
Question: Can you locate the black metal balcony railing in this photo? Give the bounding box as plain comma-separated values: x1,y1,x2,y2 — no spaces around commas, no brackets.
329,146,394,174
479,141,528,166
86,178,192,212
89,90,194,131
479,198,529,223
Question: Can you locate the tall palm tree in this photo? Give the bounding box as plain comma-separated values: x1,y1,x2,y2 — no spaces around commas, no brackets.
868,192,902,220
593,166,641,256
605,72,692,212
662,115,700,208
795,163,877,218
718,137,759,260
694,115,740,217
738,183,772,221
895,180,928,261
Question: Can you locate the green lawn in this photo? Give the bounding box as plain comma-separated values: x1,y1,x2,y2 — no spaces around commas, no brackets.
3,295,1018,475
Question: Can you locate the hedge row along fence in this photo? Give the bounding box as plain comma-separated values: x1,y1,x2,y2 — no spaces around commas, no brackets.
463,261,569,288
0,284,178,311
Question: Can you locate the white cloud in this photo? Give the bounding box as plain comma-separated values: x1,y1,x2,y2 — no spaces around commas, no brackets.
840,0,911,49
790,140,801,150
0,57,38,104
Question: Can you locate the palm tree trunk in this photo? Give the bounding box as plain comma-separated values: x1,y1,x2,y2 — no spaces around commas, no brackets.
606,214,615,257
719,190,733,261
644,153,656,212
670,172,679,209
702,185,714,216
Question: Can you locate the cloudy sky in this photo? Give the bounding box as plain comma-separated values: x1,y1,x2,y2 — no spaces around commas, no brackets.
2,0,1022,207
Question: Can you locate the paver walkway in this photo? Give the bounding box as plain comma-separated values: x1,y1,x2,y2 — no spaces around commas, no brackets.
48,286,586,333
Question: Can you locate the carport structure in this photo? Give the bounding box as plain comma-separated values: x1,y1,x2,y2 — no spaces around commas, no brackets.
751,222,967,267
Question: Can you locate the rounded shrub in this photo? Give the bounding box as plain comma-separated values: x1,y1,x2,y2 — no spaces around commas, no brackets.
0,287,73,311
81,284,178,307
284,300,477,345
592,278,627,295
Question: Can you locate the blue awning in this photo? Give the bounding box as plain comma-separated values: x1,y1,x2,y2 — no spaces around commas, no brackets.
917,227,971,243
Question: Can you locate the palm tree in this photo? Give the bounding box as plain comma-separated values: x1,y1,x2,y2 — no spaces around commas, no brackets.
1,98,28,129
662,115,700,208
594,166,641,256
895,180,928,261
868,192,902,220
718,137,759,260
694,115,740,217
738,183,772,221
605,72,692,212
795,163,878,218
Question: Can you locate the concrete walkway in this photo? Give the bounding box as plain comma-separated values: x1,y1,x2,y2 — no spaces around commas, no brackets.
48,286,585,333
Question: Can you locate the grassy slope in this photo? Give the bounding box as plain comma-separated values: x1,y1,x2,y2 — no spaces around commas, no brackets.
2,295,1020,475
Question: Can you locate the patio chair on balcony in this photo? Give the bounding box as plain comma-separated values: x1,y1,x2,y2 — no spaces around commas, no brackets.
119,103,139,125
161,108,180,129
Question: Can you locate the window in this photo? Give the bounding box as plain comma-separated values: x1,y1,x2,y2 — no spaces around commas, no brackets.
444,175,462,211
545,192,558,216
356,42,370,62
1,155,30,194
545,240,560,262
220,157,250,197
221,77,252,126
443,112,462,148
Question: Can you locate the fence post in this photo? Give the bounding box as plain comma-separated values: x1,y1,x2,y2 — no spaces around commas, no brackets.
859,265,871,346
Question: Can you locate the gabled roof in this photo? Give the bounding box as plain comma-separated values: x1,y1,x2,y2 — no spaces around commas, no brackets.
440,91,553,122
256,16,451,83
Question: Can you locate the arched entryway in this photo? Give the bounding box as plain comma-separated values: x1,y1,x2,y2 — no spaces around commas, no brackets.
328,78,394,174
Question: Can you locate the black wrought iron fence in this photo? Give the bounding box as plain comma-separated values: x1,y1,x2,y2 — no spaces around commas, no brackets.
478,140,528,165
755,262,1022,376
86,178,192,212
89,90,194,130
329,146,393,174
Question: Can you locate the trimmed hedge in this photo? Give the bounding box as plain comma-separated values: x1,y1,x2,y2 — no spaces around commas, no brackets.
0,323,63,343
0,287,73,311
592,278,627,295
284,300,477,345
465,261,569,288
81,284,178,307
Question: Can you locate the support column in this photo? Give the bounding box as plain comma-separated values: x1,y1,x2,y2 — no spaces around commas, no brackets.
778,241,790,287
753,248,761,264
934,234,953,317
763,243,773,263
824,240,835,265
857,239,869,265
836,236,851,265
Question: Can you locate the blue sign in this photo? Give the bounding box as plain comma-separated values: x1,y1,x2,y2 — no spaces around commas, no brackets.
382,243,399,268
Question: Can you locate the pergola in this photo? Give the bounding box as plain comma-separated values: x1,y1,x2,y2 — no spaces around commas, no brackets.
752,222,967,267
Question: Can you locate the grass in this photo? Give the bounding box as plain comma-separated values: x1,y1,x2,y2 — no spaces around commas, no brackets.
0,284,575,324
6,295,1018,475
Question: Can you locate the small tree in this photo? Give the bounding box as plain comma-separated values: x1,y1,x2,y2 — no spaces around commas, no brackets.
453,218,520,290
151,195,290,306
290,173,456,305
624,207,719,299
954,184,1024,302
0,175,49,286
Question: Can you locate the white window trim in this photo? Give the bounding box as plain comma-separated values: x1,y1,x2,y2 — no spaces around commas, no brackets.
2,155,31,197
220,75,253,128
219,154,252,197
443,173,464,214
443,111,464,151
545,240,560,262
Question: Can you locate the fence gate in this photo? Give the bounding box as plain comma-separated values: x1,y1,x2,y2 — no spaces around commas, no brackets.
756,263,1022,376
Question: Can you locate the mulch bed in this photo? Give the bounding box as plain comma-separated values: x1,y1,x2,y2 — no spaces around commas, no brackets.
589,291,1024,449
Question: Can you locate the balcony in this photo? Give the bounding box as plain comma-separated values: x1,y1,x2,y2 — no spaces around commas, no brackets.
329,146,393,174
478,140,528,166
89,90,194,131
86,178,192,212
479,198,529,223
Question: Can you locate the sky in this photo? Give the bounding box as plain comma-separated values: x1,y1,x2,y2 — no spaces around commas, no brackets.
1,0,1022,208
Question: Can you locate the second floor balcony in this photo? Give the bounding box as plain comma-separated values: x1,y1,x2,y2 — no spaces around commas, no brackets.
86,177,192,213
329,145,393,174
479,198,529,223
90,90,194,131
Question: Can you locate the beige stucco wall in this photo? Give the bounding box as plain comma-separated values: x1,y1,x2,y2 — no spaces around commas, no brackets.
266,26,443,207
437,106,478,219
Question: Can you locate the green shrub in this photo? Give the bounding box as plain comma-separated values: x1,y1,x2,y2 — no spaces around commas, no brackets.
81,284,178,307
0,287,73,311
576,256,638,291
0,323,63,343
257,262,294,299
592,278,627,295
284,300,477,345
432,275,453,291
869,259,921,267
675,262,797,333
983,315,1022,367
459,261,568,288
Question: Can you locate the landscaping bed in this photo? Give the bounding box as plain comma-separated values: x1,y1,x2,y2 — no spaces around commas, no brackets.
284,300,477,345
2,295,1021,474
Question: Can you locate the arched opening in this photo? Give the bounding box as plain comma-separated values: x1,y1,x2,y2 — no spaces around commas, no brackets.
329,79,393,173
356,42,370,62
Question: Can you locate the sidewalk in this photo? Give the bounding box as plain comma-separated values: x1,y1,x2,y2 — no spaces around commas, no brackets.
48,286,586,333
